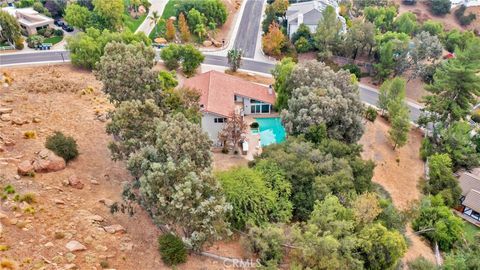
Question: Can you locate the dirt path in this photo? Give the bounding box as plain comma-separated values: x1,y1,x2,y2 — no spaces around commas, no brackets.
359,117,436,264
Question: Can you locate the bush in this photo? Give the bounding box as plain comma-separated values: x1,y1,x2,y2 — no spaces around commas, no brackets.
54,29,64,37
455,6,477,26
430,0,451,15
342,63,362,79
294,36,312,53
365,107,377,122
160,44,181,70
407,256,437,270
45,131,79,162
250,122,259,129
471,109,480,123
26,35,44,48
14,37,24,50
37,28,46,36
43,27,54,38
24,130,37,139
244,225,285,266
158,233,187,266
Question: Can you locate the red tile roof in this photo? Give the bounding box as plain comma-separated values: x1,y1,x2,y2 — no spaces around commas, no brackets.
182,70,276,117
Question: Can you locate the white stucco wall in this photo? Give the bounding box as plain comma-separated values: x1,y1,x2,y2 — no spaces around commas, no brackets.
201,112,226,146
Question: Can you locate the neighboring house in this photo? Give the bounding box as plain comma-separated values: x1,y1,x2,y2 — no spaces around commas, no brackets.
451,0,480,7
182,70,276,146
286,0,346,38
2,7,53,35
458,172,480,223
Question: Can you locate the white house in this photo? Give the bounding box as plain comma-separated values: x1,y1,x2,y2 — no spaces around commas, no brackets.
1,7,53,35
182,71,276,146
286,0,346,38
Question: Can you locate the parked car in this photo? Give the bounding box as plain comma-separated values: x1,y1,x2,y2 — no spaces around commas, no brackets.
54,20,65,27
62,25,74,32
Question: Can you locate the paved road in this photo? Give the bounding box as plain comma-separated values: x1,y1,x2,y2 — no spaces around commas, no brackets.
0,50,422,123
232,0,265,58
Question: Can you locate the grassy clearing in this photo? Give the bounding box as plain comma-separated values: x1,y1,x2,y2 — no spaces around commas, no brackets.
44,36,63,45
149,0,180,40
463,221,480,243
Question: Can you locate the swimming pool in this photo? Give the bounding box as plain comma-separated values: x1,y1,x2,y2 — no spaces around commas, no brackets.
254,117,286,146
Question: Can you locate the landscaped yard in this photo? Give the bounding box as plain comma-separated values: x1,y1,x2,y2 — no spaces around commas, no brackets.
463,221,480,243
123,13,147,32
44,35,63,45
149,0,180,39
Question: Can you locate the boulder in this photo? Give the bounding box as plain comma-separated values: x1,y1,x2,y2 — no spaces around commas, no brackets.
32,149,66,173
0,114,11,122
67,175,84,189
212,40,223,47
17,160,34,176
11,118,29,125
65,240,86,252
0,108,12,115
203,40,213,47
103,224,126,234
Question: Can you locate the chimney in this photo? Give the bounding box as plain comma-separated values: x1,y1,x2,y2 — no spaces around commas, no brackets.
297,13,303,25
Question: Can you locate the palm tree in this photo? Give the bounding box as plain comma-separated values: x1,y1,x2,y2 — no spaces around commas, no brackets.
149,11,161,38
227,48,243,72
194,23,207,41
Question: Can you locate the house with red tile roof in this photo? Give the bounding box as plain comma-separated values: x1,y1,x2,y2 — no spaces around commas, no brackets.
182,70,276,145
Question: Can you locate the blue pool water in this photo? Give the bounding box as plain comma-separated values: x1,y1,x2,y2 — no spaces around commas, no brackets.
255,117,286,146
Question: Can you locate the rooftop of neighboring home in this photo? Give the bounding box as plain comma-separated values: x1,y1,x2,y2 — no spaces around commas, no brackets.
182,71,276,117
459,172,480,213
2,6,53,27
286,0,341,25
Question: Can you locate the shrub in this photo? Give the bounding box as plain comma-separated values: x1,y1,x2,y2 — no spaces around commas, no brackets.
37,28,46,36
54,29,64,37
43,27,54,38
250,122,259,129
407,256,437,270
471,109,480,123
294,36,312,53
430,0,451,15
24,130,36,139
365,107,378,122
45,131,79,162
26,35,44,48
342,63,362,79
455,5,477,26
4,185,15,194
14,37,24,50
158,233,187,266
244,225,285,266
160,44,181,70
19,193,36,204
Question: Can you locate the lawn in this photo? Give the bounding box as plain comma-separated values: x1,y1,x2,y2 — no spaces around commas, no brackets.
123,13,147,32
463,221,480,243
44,36,63,45
149,0,180,40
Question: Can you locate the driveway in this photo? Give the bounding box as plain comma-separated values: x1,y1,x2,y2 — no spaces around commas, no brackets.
233,0,265,58
135,0,169,35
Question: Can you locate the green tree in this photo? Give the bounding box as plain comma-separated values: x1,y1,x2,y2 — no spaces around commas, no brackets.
193,23,207,40
291,23,312,44
344,19,376,59
64,3,93,31
271,57,295,110
127,114,230,250
443,30,476,52
95,42,160,104
408,31,443,80
187,8,206,31
180,44,204,77
394,12,419,35
387,96,410,150
420,39,480,127
66,27,150,69
148,11,161,38
313,5,343,57
357,223,408,270
176,0,227,27
424,153,461,207
216,167,277,230
443,235,480,270
160,43,182,70
407,257,437,270
227,48,243,72
364,6,397,32
262,4,277,33
430,0,451,15
158,70,178,90
378,77,406,115
412,195,464,251
106,99,163,160
294,36,313,53
245,224,286,267
421,20,444,36
0,10,21,46
281,61,364,143
92,0,124,30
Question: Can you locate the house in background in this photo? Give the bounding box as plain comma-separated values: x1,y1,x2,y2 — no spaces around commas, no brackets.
2,7,53,35
182,70,276,146
286,0,346,38
458,172,480,224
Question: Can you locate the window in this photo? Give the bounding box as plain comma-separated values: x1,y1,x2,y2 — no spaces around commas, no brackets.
214,118,227,123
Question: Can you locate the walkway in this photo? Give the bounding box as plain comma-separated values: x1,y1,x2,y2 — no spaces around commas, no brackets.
135,0,169,35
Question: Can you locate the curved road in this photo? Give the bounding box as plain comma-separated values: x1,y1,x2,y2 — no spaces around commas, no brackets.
0,50,422,123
